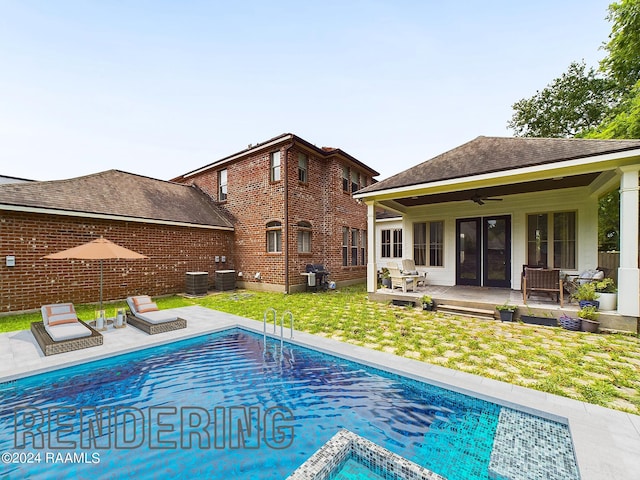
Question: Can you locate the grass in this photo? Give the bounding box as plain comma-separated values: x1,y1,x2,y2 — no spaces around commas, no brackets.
2,284,640,414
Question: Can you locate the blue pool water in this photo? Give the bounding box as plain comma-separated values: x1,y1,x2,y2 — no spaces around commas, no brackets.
0,329,578,479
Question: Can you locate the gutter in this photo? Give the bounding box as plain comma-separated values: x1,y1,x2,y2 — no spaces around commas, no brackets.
0,204,234,231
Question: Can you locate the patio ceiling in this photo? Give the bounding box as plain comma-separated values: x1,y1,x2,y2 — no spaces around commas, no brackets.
394,172,601,207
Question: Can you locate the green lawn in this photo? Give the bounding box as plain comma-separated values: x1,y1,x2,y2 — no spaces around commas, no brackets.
2,284,640,414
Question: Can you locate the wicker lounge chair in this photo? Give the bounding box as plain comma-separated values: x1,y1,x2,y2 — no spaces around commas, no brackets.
126,296,187,335
522,267,564,306
31,303,103,356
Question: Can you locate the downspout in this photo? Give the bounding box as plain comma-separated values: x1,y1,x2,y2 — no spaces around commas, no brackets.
283,142,294,294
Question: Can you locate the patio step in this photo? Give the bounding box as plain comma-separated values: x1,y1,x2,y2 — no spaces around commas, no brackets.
436,304,496,320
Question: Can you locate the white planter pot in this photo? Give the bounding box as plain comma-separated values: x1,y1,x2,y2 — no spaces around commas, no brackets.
598,292,617,311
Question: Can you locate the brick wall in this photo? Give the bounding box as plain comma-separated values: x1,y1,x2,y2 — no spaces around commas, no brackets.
0,211,234,312
181,140,370,292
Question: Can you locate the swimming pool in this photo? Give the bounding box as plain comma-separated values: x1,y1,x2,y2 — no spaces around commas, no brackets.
0,328,580,479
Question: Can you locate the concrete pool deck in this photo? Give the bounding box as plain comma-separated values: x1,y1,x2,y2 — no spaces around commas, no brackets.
0,305,639,480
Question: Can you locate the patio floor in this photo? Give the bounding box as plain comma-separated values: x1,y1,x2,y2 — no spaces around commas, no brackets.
370,284,637,333
0,305,639,479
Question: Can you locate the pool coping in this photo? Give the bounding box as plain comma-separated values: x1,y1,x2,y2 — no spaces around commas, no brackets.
1,305,639,480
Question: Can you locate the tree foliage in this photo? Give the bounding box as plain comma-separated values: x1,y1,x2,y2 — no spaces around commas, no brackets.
600,0,640,91
586,80,640,139
507,61,618,138
507,1,640,251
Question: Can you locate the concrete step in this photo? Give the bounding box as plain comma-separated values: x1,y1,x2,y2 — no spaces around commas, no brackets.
436,303,496,320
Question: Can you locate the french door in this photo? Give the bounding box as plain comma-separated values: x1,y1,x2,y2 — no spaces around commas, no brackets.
456,216,511,288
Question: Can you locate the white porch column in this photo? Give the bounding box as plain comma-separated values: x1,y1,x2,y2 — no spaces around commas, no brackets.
367,202,377,293
617,166,640,317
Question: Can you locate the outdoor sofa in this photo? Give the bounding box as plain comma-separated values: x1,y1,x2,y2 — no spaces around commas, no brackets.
126,295,187,335
31,303,103,356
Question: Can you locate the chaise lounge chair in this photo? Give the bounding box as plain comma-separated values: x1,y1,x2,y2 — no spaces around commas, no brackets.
126,295,187,335
31,303,103,356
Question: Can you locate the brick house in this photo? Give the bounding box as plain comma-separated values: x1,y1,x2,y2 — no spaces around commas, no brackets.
0,170,234,312
0,133,378,312
172,133,379,293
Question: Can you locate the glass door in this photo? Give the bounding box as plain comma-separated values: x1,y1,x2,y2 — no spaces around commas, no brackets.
483,216,511,288
456,218,481,286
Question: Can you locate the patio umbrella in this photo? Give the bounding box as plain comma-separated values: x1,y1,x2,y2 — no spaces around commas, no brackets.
43,237,148,312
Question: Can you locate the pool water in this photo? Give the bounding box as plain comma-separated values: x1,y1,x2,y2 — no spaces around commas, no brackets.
0,329,578,479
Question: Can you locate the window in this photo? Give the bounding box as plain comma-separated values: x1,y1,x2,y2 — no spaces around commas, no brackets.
526,212,576,269
297,221,311,253
266,221,282,253
361,230,367,266
351,229,359,265
342,167,349,192
429,222,443,266
553,212,576,269
298,153,308,183
382,229,402,258
413,221,444,266
351,170,359,193
392,229,402,258
270,151,281,182
359,173,367,190
218,169,227,201
342,227,349,266
527,214,548,266
381,230,391,258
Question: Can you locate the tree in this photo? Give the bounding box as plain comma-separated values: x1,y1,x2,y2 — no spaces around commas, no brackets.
586,80,640,139
586,80,640,251
600,0,640,91
507,61,618,138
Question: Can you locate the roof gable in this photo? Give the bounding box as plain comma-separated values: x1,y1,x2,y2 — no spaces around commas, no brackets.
358,136,640,195
173,133,380,180
0,170,233,229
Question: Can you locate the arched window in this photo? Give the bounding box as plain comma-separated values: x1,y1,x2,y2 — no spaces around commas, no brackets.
266,221,282,253
297,221,311,253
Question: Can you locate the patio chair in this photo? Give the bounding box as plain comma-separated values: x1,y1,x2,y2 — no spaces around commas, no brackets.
522,267,564,307
126,295,187,335
31,303,103,356
387,263,417,293
562,268,605,301
401,259,427,287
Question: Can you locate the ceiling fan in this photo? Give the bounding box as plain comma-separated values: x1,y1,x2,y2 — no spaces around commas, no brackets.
470,192,503,205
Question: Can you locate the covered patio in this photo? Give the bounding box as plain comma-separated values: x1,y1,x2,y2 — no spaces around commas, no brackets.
356,136,640,332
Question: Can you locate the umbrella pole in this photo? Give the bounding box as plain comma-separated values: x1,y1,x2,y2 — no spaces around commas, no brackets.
100,259,103,313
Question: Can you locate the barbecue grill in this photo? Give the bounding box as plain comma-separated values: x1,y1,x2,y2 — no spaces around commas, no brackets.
305,264,330,291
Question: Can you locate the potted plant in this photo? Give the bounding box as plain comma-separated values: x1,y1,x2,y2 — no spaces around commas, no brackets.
578,305,600,333
520,308,558,327
574,282,600,309
558,313,581,331
595,278,617,311
380,268,391,288
495,302,517,322
421,295,435,311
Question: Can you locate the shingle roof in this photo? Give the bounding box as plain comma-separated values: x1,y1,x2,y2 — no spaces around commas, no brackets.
358,136,640,194
0,170,233,229
173,132,380,180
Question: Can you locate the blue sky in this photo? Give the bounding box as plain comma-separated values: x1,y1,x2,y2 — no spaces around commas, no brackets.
0,1,613,181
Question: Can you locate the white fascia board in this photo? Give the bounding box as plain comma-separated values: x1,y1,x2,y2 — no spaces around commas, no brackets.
354,148,640,201
184,134,293,178
0,204,234,231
